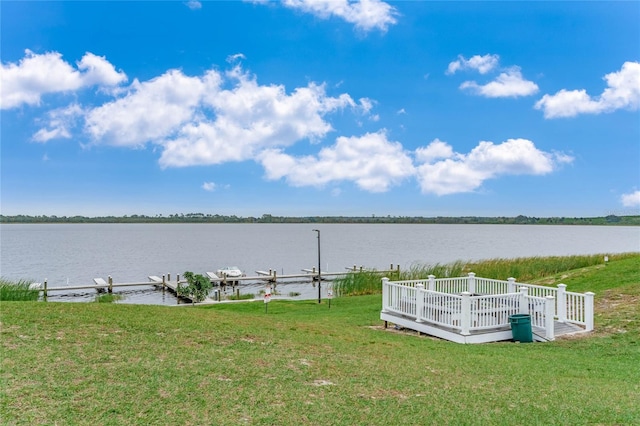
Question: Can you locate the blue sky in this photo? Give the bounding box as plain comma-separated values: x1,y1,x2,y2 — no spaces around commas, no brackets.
1,1,639,218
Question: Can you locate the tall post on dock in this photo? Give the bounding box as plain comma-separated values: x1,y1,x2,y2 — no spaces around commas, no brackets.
108,276,113,294
312,229,321,304
43,279,48,300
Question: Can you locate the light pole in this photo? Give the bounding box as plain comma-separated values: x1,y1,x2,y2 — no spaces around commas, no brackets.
312,229,321,303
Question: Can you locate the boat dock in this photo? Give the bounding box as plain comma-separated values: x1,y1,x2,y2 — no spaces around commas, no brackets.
31,264,400,303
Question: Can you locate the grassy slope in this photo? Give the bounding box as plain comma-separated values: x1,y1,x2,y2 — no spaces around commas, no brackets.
1,256,639,425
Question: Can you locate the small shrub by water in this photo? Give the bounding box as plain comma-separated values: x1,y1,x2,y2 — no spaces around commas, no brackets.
228,293,255,300
95,293,124,303
178,271,212,302
0,278,39,301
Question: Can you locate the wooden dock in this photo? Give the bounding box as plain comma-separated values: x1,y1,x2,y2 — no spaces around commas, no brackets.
32,264,400,302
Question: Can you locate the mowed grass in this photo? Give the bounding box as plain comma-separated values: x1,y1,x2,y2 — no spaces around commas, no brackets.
1,255,639,425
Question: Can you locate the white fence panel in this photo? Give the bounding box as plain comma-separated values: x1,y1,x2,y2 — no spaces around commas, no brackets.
468,293,520,331
475,278,510,295
419,291,463,330
434,277,468,294
526,296,548,329
565,291,586,325
385,283,418,318
515,283,558,315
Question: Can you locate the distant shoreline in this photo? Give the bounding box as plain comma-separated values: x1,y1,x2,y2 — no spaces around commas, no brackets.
1,214,639,226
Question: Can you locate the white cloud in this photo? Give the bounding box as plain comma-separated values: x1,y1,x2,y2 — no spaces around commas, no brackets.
22,55,370,165
185,1,202,10
85,69,211,148
415,138,573,195
259,131,414,192
460,67,539,98
159,71,360,167
76,52,128,87
32,104,84,142
1,50,126,109
535,61,640,118
415,138,455,163
226,53,246,63
446,54,499,75
621,190,640,207
11,50,572,198
281,0,398,32
202,182,216,192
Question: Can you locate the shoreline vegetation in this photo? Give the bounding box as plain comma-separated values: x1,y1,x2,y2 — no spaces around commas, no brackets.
2,254,639,424
333,253,639,296
1,213,639,225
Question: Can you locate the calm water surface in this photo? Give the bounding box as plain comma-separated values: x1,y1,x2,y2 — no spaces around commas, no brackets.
1,224,638,304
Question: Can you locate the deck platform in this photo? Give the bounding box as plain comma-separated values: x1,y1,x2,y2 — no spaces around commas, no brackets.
381,274,594,344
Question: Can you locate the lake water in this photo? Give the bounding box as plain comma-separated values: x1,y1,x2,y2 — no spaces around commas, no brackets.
1,223,638,304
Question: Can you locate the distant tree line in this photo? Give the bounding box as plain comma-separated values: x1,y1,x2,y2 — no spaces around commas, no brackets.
1,213,639,226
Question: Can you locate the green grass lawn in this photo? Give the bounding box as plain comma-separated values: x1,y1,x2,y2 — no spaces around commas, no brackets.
1,255,639,425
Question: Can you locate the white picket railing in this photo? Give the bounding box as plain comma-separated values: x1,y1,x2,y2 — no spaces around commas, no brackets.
381,273,594,339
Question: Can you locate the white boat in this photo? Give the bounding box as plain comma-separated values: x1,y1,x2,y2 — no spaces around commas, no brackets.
216,266,243,278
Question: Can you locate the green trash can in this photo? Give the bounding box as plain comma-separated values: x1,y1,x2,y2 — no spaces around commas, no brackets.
509,314,533,343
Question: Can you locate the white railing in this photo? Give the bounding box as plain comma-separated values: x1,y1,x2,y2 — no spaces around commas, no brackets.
382,274,594,339
468,293,520,331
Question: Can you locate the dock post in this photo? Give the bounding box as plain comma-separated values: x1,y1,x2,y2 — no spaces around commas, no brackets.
162,274,166,291
177,274,181,293
108,276,113,294
273,271,277,290
43,279,48,300
168,273,171,282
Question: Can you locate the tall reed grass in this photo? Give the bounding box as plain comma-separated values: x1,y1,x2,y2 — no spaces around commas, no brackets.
334,253,638,296
334,270,389,296
0,278,40,301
